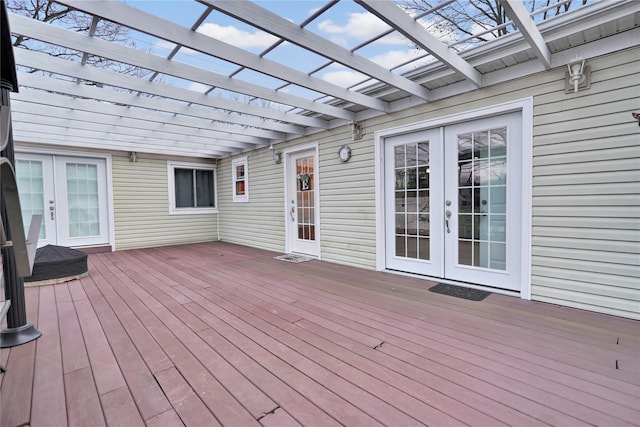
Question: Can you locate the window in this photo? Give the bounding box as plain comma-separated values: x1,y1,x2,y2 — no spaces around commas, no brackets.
168,161,217,214
232,157,248,202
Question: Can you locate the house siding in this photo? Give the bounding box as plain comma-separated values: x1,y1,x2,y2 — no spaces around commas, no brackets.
112,155,218,250
219,46,638,319
530,48,640,320
217,150,285,254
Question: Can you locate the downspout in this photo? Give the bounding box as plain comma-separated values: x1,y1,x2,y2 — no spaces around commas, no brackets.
216,158,220,241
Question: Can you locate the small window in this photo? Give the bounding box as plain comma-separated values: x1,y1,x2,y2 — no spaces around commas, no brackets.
232,157,248,202
168,161,217,214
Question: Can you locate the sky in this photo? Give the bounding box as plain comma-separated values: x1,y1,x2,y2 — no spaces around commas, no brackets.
120,0,426,101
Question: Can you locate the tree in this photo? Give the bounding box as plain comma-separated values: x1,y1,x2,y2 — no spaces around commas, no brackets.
7,0,148,76
402,0,589,50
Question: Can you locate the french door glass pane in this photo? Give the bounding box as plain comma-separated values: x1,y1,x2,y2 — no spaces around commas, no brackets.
66,163,100,237
15,160,46,239
457,127,507,270
394,142,430,260
296,156,315,241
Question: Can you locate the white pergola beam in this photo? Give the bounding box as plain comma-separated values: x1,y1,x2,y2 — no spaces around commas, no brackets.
206,0,430,102
17,72,301,137
11,106,259,151
56,0,383,113
11,123,230,157
501,0,551,69
9,13,354,121
14,49,327,130
355,0,483,87
12,111,238,155
11,88,271,147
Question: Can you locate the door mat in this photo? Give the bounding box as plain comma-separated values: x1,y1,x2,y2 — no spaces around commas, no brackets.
273,254,315,263
428,283,491,301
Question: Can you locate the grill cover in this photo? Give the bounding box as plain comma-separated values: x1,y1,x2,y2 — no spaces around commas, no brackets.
24,245,88,282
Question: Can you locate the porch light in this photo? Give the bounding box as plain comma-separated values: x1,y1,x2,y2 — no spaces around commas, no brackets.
269,144,281,164
129,151,137,162
566,56,587,93
348,121,364,141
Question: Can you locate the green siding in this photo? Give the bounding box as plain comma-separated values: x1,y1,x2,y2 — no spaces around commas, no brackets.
217,46,639,320
112,155,218,250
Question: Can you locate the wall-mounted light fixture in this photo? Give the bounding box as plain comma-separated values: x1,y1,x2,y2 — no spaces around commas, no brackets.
268,144,281,164
129,151,137,162
348,121,364,141
566,56,590,93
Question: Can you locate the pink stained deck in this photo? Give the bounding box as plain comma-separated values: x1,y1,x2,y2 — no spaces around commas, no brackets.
0,241,637,427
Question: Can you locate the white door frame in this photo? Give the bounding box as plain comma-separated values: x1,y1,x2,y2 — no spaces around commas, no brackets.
283,143,321,258
16,146,115,250
375,99,533,299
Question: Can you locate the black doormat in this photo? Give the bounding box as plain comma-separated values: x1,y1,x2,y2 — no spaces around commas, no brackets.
428,283,491,301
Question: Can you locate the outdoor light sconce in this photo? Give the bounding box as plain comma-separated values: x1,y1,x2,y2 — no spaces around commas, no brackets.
565,56,590,93
129,151,137,162
348,121,364,141
269,144,281,164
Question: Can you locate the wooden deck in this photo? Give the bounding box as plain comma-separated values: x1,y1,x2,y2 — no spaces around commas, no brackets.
1,242,638,427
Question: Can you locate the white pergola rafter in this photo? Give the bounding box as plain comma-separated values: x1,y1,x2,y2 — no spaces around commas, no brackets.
501,0,551,69
11,109,244,154
10,119,232,157
56,0,386,114
14,49,328,130
9,13,356,122
17,72,301,137
11,92,266,150
355,0,483,87
206,0,431,103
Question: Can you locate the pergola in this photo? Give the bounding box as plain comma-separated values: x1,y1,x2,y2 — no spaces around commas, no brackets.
6,0,639,159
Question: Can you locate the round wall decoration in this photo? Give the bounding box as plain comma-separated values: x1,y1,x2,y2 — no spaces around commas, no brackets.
337,145,351,162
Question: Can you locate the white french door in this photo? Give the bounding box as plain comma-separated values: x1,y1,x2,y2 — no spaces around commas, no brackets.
384,112,522,291
15,153,110,248
385,129,444,277
286,148,320,257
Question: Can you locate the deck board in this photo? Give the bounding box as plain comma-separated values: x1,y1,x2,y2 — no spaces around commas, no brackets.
30,286,67,427
0,241,639,426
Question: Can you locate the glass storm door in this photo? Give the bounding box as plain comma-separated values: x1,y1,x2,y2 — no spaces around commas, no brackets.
385,112,522,291
287,149,319,257
15,153,109,248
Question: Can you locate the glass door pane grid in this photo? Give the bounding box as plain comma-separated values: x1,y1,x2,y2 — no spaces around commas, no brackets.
394,142,430,260
296,156,315,241
457,128,507,270
66,163,100,238
16,160,46,239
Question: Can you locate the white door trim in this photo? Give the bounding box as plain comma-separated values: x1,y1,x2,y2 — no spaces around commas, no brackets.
375,98,532,299
283,142,321,258
15,146,115,251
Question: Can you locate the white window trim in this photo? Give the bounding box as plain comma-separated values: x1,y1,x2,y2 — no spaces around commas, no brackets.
167,160,218,215
231,156,249,203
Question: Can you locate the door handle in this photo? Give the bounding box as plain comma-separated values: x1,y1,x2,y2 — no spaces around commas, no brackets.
290,206,295,222
49,205,55,220
445,210,451,233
